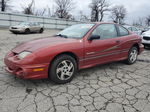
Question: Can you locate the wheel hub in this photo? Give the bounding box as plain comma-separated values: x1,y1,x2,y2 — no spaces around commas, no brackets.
56,60,74,80
130,49,138,63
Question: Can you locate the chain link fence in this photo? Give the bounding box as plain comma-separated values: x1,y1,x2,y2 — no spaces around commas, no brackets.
0,12,82,29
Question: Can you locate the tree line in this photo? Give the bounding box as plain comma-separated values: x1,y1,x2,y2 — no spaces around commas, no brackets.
0,0,150,26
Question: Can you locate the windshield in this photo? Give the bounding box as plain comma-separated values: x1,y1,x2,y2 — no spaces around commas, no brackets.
57,24,95,38
18,22,30,26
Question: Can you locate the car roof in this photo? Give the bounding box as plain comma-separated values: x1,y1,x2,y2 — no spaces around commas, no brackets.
91,22,117,25
21,21,38,23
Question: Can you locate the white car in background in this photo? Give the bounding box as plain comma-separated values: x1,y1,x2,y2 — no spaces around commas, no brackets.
9,22,44,34
142,30,150,48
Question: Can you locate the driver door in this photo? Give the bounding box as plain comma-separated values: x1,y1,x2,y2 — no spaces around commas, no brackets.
84,24,121,66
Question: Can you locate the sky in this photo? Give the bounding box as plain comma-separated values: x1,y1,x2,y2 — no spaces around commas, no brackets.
10,0,150,24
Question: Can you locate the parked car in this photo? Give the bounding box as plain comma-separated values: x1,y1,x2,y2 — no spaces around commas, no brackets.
143,27,150,33
4,23,144,84
142,30,150,48
124,25,142,35
9,22,44,34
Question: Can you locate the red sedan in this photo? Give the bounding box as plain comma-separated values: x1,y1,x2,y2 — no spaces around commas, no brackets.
4,23,144,84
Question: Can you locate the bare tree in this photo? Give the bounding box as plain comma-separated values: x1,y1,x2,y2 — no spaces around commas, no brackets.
22,1,49,17
132,21,140,26
111,5,127,24
89,0,109,22
22,0,35,15
47,6,51,17
145,15,150,26
0,0,11,11
35,8,46,16
132,17,145,26
79,11,90,21
54,0,75,19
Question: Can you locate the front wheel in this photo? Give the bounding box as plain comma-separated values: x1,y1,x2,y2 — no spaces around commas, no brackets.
49,55,77,84
39,28,44,33
25,29,30,34
125,47,138,65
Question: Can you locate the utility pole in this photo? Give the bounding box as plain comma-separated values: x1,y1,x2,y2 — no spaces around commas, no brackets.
148,19,150,26
1,0,5,11
118,13,121,24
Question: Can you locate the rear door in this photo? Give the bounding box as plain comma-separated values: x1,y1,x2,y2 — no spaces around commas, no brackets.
84,24,122,66
34,23,41,31
28,23,35,32
30,23,38,32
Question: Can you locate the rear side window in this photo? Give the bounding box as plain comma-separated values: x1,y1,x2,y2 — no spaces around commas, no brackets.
92,24,118,39
37,23,40,26
29,23,34,26
118,26,129,36
33,23,38,26
34,23,40,26
128,27,132,31
132,27,138,31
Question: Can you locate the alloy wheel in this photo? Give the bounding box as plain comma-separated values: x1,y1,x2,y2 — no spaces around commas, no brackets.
129,49,138,63
56,60,74,81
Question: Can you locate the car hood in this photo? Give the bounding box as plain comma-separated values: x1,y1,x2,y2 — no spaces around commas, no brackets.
12,37,76,53
143,30,150,36
11,25,27,28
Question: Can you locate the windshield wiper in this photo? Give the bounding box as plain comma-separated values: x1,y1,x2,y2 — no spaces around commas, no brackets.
56,34,68,38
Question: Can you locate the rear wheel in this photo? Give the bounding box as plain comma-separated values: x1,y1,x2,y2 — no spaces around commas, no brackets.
39,28,44,33
25,29,30,34
49,55,77,84
125,47,138,65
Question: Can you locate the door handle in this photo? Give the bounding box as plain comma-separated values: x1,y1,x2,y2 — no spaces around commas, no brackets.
116,40,120,43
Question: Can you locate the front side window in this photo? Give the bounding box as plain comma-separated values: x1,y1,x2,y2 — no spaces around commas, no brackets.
19,22,30,26
33,22,39,26
57,24,95,39
118,25,129,36
92,24,118,40
128,27,132,31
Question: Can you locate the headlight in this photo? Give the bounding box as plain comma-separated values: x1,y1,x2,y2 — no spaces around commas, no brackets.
18,51,32,59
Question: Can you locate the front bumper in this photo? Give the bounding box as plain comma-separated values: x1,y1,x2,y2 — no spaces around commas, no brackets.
142,39,150,45
9,28,25,33
4,52,49,79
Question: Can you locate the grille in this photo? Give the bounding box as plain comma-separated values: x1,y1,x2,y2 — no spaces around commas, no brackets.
11,27,18,29
143,36,150,40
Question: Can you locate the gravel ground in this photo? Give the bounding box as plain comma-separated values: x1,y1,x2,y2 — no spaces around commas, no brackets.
0,29,150,112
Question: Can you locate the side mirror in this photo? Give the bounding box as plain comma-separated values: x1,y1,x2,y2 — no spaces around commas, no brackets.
141,30,145,33
88,35,100,40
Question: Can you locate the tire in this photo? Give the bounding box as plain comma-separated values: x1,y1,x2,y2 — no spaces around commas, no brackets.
12,31,17,34
144,44,150,49
125,47,138,65
144,45,147,49
49,55,77,84
25,29,30,34
39,28,44,33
